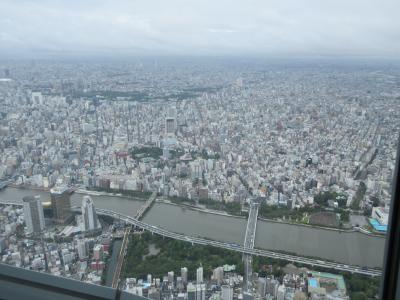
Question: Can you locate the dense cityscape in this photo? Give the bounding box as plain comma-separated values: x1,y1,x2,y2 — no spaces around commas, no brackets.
0,59,399,300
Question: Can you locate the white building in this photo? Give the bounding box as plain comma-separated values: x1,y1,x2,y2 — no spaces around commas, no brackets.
372,206,389,225
196,266,203,284
22,195,45,234
181,267,188,284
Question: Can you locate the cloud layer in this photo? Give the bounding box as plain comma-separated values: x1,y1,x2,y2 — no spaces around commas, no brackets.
0,0,399,58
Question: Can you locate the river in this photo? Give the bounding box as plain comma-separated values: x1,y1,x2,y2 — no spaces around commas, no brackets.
0,187,386,268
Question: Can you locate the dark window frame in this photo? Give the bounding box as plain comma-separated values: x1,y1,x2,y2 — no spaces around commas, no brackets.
380,135,400,300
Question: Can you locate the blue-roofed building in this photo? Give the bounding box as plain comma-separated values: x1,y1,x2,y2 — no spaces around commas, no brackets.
369,218,388,232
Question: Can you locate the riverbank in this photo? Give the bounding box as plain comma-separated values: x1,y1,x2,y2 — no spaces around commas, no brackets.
75,188,145,201
156,198,247,220
257,216,385,238
8,183,50,192
75,189,151,201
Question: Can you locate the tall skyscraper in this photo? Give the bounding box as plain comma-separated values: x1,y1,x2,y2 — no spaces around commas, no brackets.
50,186,72,224
165,118,176,135
196,266,203,284
165,106,177,136
167,271,174,285
181,267,188,284
81,196,100,231
23,195,45,234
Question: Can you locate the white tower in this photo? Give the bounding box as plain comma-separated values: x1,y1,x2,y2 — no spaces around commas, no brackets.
196,266,203,284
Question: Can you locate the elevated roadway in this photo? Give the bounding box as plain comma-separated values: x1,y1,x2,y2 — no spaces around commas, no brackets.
94,207,381,277
111,226,131,288
243,201,259,291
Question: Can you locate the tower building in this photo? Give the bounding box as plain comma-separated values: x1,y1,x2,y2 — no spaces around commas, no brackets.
81,195,100,231
50,186,72,224
23,195,45,234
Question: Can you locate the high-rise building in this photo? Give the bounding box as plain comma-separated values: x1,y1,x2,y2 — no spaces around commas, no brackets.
213,266,224,285
196,266,203,284
165,106,177,136
176,277,184,290
165,118,176,135
23,195,45,234
181,267,188,284
221,285,233,300
81,196,100,231
77,239,87,259
168,271,174,285
50,186,72,224
190,161,202,179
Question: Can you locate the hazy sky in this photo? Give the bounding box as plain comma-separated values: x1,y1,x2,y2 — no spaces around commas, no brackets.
0,0,399,58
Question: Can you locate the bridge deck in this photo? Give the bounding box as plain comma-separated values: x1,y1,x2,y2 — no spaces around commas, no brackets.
135,192,157,220
243,202,259,291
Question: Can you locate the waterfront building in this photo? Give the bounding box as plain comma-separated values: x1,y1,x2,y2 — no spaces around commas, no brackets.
50,186,72,224
22,195,45,234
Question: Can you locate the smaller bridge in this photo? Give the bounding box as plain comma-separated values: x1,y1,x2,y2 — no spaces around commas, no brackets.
135,192,157,220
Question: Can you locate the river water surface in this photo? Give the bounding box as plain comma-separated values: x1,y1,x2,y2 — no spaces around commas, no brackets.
0,187,386,268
